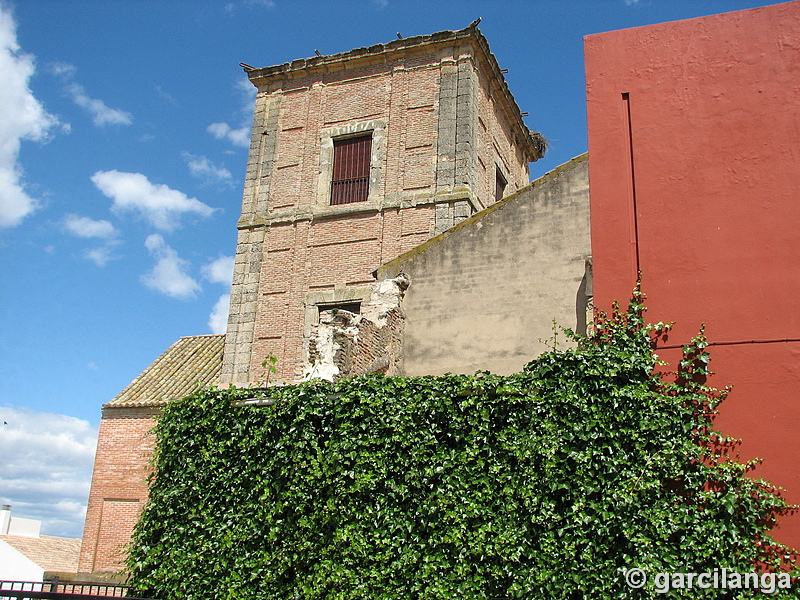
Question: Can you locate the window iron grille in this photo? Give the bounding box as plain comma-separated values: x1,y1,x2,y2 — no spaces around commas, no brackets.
331,135,371,205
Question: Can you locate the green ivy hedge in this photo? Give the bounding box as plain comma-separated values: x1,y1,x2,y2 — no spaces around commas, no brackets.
128,294,797,599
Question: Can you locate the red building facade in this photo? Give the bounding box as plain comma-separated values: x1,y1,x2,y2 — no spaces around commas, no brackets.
586,0,800,549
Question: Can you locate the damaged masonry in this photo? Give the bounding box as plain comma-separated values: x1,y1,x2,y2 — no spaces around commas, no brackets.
305,274,410,382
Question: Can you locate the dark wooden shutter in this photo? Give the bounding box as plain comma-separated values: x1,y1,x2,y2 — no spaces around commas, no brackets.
331,135,372,205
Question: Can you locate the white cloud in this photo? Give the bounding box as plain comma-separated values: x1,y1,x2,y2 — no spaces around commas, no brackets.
63,214,118,239
224,0,275,14
141,234,201,299
235,76,257,98
63,214,121,266
84,245,117,267
204,256,234,331
209,293,230,334
0,6,62,228
0,406,98,538
49,61,76,78
0,170,39,227
624,0,640,4
208,77,255,149
91,170,215,231
207,122,250,148
182,152,233,185
154,85,177,105
51,61,131,127
65,82,132,126
202,255,235,285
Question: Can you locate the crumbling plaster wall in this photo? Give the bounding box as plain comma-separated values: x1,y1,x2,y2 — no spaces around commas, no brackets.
305,275,408,381
378,153,591,376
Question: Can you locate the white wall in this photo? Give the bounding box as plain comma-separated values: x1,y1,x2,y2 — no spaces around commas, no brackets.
0,540,44,581
7,517,41,538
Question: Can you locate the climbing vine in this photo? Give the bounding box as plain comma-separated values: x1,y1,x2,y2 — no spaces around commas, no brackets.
128,290,797,599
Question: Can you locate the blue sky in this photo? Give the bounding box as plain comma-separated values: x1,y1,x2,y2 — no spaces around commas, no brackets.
0,0,784,538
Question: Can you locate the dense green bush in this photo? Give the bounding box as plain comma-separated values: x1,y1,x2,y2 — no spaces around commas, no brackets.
128,292,797,598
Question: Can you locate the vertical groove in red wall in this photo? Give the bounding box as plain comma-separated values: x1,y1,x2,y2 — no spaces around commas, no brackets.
622,93,641,277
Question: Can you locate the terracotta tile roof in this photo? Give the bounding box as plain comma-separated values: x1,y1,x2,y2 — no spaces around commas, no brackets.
105,334,225,408
1,535,81,573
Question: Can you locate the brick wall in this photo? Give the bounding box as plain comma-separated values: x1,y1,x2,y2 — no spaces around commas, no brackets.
221,29,539,386
78,408,157,574
475,62,532,206
307,308,404,379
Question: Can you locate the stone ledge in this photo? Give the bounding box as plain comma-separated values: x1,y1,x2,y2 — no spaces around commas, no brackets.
237,189,478,229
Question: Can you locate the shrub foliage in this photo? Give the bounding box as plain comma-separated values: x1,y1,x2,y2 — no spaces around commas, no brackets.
128,292,797,598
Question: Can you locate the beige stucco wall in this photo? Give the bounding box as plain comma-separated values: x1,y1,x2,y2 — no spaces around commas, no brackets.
379,153,590,376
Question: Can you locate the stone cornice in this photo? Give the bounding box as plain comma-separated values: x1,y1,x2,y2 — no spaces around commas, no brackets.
236,189,480,230
244,26,543,162
247,28,475,83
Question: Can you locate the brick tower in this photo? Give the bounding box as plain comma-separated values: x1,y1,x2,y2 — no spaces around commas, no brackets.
221,24,544,385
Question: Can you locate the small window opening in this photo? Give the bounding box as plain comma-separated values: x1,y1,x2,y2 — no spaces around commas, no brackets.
331,135,372,205
318,302,361,317
495,167,507,204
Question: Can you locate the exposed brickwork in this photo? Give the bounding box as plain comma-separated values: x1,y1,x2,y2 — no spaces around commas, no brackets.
78,408,157,574
307,308,404,379
306,275,408,380
221,26,540,387
78,336,224,575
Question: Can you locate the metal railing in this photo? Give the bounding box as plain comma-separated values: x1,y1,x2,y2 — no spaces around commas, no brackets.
0,581,157,600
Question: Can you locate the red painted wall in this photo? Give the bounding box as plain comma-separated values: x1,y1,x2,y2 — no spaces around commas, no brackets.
586,1,800,549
